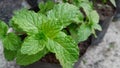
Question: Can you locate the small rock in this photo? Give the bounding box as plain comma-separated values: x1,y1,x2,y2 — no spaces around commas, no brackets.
0,0,22,23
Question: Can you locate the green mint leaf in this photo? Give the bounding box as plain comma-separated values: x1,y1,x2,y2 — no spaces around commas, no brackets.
39,1,55,14
12,9,61,38
46,32,79,68
79,2,93,17
9,20,25,35
40,20,62,39
54,31,67,38
0,21,8,39
89,10,101,36
3,33,21,51
16,49,48,65
77,23,92,42
68,23,80,43
21,33,47,55
47,3,81,27
89,10,99,24
92,23,102,31
12,9,46,35
4,48,17,61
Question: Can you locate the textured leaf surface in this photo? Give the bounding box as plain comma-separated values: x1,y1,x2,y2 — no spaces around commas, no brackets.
92,23,102,31
47,3,82,27
46,32,79,68
39,1,55,13
12,9,61,38
4,48,17,61
77,23,92,42
17,49,48,65
89,11,102,34
12,9,46,35
40,20,62,39
0,21,8,39
3,33,21,50
21,33,47,55
10,3,81,68
79,2,93,17
89,11,99,24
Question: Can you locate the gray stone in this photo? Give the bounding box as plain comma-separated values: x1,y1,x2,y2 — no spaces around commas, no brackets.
77,21,120,68
0,41,20,68
0,0,22,23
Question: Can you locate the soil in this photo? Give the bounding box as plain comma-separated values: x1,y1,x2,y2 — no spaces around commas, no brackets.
93,0,116,20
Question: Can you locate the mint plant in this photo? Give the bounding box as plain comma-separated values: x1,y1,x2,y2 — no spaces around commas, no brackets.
0,0,101,68
66,0,102,43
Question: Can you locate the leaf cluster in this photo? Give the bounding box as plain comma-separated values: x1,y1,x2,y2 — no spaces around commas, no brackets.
0,0,101,68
